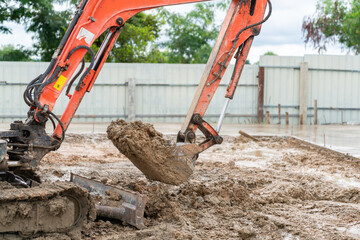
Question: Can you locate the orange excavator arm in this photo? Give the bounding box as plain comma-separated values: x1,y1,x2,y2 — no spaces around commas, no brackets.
0,1,272,235
2,0,271,170
179,0,271,152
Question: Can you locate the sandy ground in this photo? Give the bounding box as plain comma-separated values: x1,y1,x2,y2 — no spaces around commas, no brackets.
34,131,360,240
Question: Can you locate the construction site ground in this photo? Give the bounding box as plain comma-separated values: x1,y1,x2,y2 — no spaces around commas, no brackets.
2,123,359,239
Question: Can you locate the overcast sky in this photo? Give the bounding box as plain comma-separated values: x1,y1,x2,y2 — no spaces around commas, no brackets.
0,0,351,63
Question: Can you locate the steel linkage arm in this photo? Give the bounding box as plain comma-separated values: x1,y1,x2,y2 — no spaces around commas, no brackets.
178,0,271,152
3,0,270,170
6,0,215,169
29,0,214,140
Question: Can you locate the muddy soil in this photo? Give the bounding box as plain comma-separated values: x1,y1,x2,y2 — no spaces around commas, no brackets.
33,132,360,240
107,120,194,185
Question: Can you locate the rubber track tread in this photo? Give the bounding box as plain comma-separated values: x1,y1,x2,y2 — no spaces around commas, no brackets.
0,181,95,237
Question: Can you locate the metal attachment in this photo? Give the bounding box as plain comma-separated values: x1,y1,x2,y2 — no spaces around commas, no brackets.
216,98,231,133
4,121,58,168
71,174,148,229
212,72,222,79
192,114,203,125
215,136,224,144
252,27,260,36
0,140,7,170
0,171,30,188
0,140,6,160
218,61,227,68
116,18,124,26
185,130,196,142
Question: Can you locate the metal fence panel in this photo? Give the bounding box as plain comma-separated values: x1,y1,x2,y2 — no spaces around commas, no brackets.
260,56,303,124
2,55,359,125
260,55,360,124
0,62,259,124
304,55,360,124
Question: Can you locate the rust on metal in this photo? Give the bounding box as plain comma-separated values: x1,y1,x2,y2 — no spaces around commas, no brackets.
257,67,265,123
278,104,281,124
266,111,270,124
286,112,289,125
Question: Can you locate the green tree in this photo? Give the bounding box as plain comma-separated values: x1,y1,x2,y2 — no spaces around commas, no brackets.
0,0,10,33
28,7,72,61
1,0,228,63
264,51,277,56
302,0,360,53
91,12,165,63
0,44,32,61
0,0,71,60
160,3,221,63
1,0,165,62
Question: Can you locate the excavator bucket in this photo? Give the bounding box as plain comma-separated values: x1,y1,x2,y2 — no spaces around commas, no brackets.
70,174,148,229
175,142,202,158
107,120,202,186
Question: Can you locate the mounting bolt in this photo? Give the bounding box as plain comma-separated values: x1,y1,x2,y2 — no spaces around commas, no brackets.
185,131,196,142
252,28,260,36
192,114,203,125
116,18,124,26
215,136,223,144
212,72,222,79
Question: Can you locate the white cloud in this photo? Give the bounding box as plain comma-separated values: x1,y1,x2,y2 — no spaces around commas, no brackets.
247,43,351,63
0,22,34,48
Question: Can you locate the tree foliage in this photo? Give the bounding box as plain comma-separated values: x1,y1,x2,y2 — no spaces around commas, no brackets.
0,0,73,60
0,0,228,63
91,12,165,63
0,44,32,61
0,0,10,33
29,7,72,61
160,3,220,63
264,51,277,56
1,0,164,62
302,0,360,53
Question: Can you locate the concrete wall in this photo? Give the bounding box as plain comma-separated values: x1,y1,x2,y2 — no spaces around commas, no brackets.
0,55,359,125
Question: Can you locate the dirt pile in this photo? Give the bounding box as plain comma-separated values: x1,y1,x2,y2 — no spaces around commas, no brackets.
0,181,13,190
107,120,194,186
34,134,360,239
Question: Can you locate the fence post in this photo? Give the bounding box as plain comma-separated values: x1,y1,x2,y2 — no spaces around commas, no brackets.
286,112,289,125
128,78,136,122
257,67,265,123
314,100,318,125
299,62,309,125
278,104,281,124
266,111,270,124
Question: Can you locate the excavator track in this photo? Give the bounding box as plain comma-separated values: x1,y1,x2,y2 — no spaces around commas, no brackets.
0,181,95,238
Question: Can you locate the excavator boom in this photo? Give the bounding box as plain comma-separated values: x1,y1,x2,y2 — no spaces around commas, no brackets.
0,0,271,236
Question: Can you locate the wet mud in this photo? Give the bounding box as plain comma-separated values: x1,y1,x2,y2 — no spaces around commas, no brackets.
107,120,194,185
32,133,360,240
